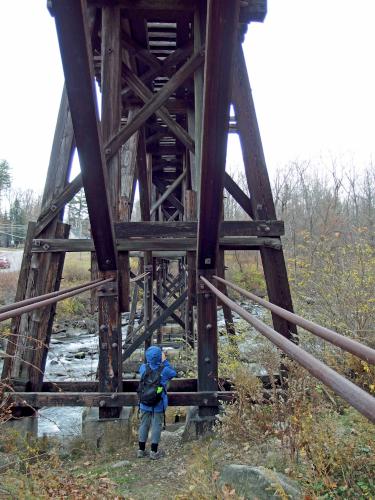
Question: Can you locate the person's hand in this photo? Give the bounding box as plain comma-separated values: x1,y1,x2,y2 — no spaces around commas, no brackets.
162,351,167,362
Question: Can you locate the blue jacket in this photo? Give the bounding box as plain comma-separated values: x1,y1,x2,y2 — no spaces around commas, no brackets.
139,346,176,413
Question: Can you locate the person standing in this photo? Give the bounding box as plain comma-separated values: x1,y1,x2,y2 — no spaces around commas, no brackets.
137,346,176,459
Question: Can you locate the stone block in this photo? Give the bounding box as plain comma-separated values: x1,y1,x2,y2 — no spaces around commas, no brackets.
181,406,217,442
82,407,135,452
219,465,301,500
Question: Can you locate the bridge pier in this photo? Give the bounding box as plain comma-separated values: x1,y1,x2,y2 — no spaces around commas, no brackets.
2,0,299,434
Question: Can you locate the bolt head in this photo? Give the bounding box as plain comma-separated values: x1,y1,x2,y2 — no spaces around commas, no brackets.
99,400,106,407
206,323,212,330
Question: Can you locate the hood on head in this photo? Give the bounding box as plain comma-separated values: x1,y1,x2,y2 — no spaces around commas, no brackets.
145,346,162,367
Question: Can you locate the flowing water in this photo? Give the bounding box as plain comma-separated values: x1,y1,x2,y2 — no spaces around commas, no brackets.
2,302,266,438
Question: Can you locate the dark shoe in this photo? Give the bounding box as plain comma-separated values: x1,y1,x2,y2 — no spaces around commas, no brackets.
150,450,165,460
137,449,148,458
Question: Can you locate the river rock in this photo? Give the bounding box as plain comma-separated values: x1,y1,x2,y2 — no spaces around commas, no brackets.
219,465,300,500
74,352,86,359
110,460,131,469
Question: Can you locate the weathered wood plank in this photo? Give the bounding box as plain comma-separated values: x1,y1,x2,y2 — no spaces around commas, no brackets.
115,220,284,238
130,271,185,328
53,0,117,271
1,223,36,379
98,273,122,418
32,236,282,252
123,290,187,360
197,0,240,270
196,0,240,420
123,64,196,153
9,391,234,408
88,0,267,23
35,175,83,237
153,178,184,214
106,49,204,159
224,172,254,219
233,44,296,341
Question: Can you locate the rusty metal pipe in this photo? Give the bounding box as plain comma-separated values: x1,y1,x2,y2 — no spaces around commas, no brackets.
0,278,104,315
0,278,113,323
213,275,375,365
200,276,375,424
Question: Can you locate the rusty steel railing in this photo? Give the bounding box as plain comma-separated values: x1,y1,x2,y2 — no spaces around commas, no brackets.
0,278,114,322
213,276,375,365
200,276,375,424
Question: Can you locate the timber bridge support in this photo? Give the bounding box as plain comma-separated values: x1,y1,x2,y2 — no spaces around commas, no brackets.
2,0,375,433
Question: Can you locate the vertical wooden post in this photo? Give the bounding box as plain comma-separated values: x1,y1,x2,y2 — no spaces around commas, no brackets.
13,222,70,389
1,222,35,379
156,260,163,345
185,190,196,348
4,86,74,387
99,6,122,418
193,1,207,194
137,131,153,350
98,273,122,419
217,249,235,336
196,0,241,422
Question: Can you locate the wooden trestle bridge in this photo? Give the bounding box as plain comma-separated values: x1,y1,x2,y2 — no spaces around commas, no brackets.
1,0,375,426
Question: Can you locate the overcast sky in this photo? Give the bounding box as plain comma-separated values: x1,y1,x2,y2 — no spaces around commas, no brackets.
1,0,375,193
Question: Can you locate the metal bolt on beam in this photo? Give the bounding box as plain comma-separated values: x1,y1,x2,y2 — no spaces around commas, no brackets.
206,323,212,330
99,400,106,407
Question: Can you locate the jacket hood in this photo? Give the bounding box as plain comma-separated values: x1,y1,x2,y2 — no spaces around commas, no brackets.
145,346,162,368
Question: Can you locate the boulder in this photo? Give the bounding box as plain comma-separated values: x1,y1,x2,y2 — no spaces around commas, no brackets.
219,465,300,500
74,352,86,359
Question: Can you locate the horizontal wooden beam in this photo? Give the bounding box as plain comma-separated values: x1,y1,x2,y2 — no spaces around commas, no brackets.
9,390,234,407
13,378,200,393
115,220,284,238
87,1,267,23
32,236,282,253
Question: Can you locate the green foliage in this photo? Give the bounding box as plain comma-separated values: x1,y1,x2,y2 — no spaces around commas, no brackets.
0,159,11,193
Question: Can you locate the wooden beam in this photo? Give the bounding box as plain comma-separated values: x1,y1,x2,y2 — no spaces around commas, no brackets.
9,390,234,408
115,220,284,238
197,0,240,270
106,49,204,159
196,0,240,421
98,6,122,418
122,290,187,360
122,42,193,101
87,0,267,23
32,236,282,252
153,178,184,214
123,64,196,153
224,172,254,219
130,270,184,328
35,174,83,237
21,378,200,393
232,44,296,341
150,170,187,214
53,0,117,271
